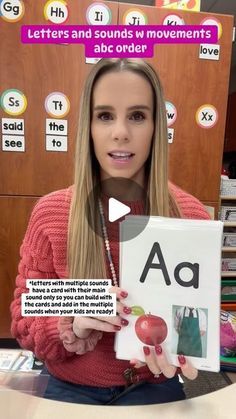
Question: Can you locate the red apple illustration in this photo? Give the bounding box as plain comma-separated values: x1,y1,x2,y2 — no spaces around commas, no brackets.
135,313,168,346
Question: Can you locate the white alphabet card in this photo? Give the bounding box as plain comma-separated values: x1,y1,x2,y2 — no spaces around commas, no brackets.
115,216,223,372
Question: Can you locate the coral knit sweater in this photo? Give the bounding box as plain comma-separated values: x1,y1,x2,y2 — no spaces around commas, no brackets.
10,184,210,387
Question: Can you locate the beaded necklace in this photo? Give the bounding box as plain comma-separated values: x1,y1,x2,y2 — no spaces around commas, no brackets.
98,198,118,287
98,198,141,385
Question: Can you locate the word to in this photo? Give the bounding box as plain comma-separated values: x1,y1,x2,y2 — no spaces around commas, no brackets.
21,279,116,316
21,25,218,58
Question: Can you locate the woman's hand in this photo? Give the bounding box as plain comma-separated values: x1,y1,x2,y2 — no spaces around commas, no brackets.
72,286,131,339
130,345,198,380
58,316,103,354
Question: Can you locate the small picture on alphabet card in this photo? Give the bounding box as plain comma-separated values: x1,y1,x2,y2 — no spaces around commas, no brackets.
115,216,223,372
172,305,208,358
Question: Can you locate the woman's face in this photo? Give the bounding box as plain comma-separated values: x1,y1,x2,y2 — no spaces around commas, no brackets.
91,70,154,187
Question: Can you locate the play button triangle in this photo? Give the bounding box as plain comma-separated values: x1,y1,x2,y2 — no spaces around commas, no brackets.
108,198,131,222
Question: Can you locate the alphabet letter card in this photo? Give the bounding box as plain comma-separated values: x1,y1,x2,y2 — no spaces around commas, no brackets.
115,216,223,372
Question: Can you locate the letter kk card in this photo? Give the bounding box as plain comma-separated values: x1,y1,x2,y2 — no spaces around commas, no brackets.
115,216,223,372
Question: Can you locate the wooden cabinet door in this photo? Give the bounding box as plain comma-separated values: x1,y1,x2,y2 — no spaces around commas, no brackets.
0,197,39,337
0,0,119,196
0,0,120,336
117,3,233,207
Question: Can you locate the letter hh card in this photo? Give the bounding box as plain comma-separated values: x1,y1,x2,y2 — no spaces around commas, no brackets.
115,217,223,372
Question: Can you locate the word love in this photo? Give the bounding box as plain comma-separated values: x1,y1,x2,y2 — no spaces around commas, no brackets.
199,44,219,57
140,242,199,288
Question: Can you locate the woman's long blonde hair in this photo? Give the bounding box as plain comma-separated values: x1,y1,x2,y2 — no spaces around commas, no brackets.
67,58,181,279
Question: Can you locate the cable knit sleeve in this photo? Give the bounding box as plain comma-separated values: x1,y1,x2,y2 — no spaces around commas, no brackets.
10,190,75,362
169,182,211,220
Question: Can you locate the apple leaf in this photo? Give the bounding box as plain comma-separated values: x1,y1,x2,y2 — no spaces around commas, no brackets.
131,306,145,316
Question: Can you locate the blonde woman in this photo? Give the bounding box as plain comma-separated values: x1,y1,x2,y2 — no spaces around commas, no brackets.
11,59,210,405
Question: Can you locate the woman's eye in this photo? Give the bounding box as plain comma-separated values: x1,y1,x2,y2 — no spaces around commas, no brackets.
97,112,112,121
130,111,145,121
